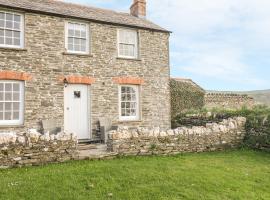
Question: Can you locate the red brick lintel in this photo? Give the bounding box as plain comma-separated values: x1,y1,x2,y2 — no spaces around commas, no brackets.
113,77,145,85
58,75,95,85
0,70,32,81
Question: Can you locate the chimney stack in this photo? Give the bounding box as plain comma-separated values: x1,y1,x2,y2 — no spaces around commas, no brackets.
130,0,146,18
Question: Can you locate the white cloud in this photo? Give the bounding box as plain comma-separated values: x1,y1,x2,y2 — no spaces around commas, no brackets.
147,0,270,89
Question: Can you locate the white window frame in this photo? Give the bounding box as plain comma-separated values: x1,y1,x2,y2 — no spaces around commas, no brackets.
118,85,140,121
65,21,90,54
117,28,138,59
0,10,24,49
0,80,24,126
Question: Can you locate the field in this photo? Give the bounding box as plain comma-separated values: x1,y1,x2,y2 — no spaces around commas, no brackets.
0,149,269,200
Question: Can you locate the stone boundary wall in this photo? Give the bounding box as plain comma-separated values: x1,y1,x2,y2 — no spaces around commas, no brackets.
205,93,255,109
107,117,246,155
0,130,77,168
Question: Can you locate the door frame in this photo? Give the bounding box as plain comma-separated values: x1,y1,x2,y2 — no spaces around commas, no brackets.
64,84,92,140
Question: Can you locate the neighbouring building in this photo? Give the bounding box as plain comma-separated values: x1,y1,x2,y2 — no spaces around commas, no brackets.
170,78,205,118
0,0,171,141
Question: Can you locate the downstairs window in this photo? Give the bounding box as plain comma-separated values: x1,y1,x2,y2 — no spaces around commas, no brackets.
0,81,24,126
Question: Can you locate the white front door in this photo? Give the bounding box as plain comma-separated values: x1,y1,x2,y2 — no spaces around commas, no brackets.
64,84,90,140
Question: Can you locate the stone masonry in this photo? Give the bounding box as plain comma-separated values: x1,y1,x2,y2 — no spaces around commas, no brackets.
107,117,246,155
0,9,171,137
0,130,77,168
205,93,255,110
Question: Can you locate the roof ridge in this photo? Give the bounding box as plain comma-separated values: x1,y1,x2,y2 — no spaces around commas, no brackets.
0,0,169,32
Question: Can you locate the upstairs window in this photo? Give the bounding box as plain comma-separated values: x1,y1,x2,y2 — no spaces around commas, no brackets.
0,81,24,126
118,29,138,59
0,11,24,48
119,85,140,121
65,21,89,54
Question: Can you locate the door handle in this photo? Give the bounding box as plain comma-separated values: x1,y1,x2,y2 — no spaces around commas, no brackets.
66,107,70,110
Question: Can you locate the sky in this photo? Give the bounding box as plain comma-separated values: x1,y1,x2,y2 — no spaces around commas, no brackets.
65,0,270,91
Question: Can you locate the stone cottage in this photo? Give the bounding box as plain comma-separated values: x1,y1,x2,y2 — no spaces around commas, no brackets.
0,0,171,141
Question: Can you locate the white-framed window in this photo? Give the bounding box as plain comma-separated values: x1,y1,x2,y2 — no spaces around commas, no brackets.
0,81,24,126
0,11,24,48
117,29,138,59
119,85,140,121
65,21,89,54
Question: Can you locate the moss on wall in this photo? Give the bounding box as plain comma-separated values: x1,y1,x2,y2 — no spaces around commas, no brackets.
170,79,205,120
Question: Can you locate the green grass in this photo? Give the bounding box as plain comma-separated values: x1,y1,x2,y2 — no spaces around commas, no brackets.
0,149,270,200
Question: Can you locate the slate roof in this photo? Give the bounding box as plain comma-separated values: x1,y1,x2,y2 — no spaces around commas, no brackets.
0,0,169,33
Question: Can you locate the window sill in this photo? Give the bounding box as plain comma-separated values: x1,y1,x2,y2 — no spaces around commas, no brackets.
118,120,142,123
116,57,142,61
0,47,27,51
62,52,93,57
0,124,25,128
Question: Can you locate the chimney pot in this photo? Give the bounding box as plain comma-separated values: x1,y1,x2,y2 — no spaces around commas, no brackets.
130,0,146,18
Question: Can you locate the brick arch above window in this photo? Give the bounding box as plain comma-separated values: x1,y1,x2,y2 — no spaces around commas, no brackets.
0,71,32,81
58,75,95,85
113,77,145,85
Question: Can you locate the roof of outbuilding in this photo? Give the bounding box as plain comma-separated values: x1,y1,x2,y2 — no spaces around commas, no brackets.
171,77,206,93
0,0,169,33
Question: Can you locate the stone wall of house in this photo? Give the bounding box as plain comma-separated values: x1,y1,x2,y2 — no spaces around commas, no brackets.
0,9,171,138
107,117,246,155
204,93,255,110
0,130,77,168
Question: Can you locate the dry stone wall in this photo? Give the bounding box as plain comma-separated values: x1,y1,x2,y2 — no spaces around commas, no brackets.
107,117,246,155
0,130,77,168
205,93,255,109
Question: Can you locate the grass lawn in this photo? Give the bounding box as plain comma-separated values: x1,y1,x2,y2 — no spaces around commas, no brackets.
0,149,269,200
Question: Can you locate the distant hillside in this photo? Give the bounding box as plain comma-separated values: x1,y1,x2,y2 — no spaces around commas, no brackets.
207,89,270,106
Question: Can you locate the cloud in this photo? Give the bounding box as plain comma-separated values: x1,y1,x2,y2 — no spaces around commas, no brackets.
147,0,270,89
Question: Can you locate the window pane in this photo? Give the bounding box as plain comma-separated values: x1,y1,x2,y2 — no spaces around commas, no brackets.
75,29,80,37
5,92,12,101
13,31,20,38
5,83,12,91
13,111,19,120
0,112,3,120
13,22,20,30
13,102,20,110
74,38,80,45
74,45,80,51
5,30,12,37
14,38,20,46
68,37,73,44
0,20,4,28
68,29,74,37
13,83,20,91
81,30,86,38
0,12,4,20
5,21,13,29
0,36,3,44
68,44,73,51
6,13,13,21
14,15,20,22
5,37,12,45
4,111,12,120
0,92,3,101
5,102,12,111
0,83,3,91
81,45,86,52
0,29,3,36
0,102,3,111
13,93,19,101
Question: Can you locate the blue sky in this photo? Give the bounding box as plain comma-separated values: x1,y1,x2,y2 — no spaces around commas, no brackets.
65,0,270,91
